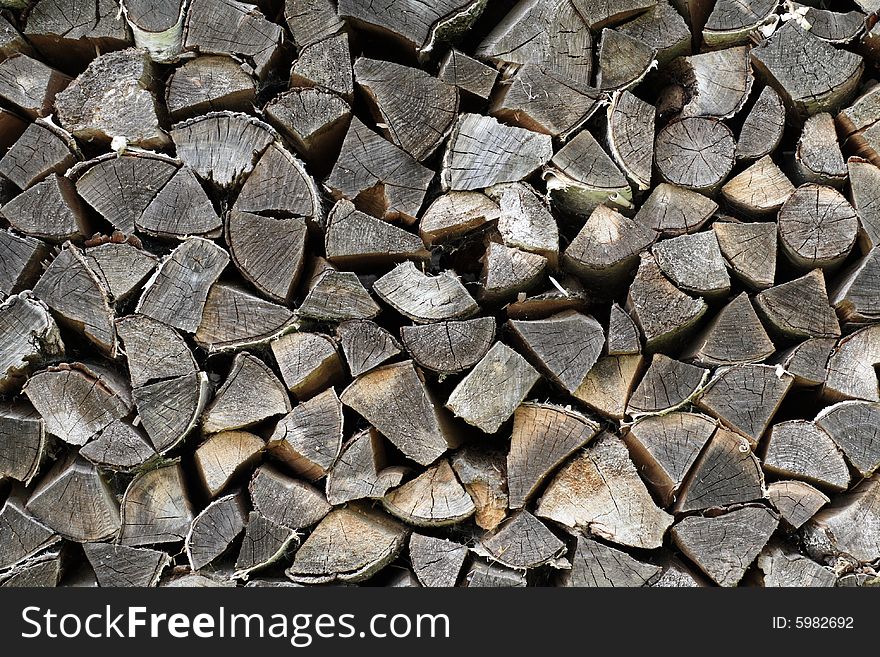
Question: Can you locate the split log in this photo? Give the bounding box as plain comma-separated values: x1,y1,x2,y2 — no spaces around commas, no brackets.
626,253,707,349
652,230,730,298
767,480,830,530
486,182,559,265
202,352,291,434
633,183,717,237
572,354,643,420
479,242,547,303
836,85,880,167
195,431,264,498
1,175,90,242
596,29,656,91
823,324,880,402
702,0,777,47
560,535,662,587
787,3,864,45
186,493,248,570
684,292,775,366
623,411,716,506
489,65,602,140
505,276,591,320
0,53,70,119
137,167,222,239
271,332,343,400
184,0,283,79
132,372,209,453
507,402,600,509
847,158,880,251
383,459,475,527
763,420,849,491
0,488,58,571
283,0,344,49
84,543,171,588
0,14,30,60
438,49,497,100
830,248,880,324
545,129,632,215
626,354,709,416
290,33,353,101
607,303,642,355
815,401,880,477
772,338,836,387
83,240,158,302
0,548,62,587
607,90,655,191
695,364,794,445
713,220,777,289
0,403,45,485
446,342,540,434
297,270,380,323
671,505,779,586
232,142,322,221
536,432,674,549
336,320,401,378
477,511,566,570
778,184,858,271
671,46,754,120
757,543,836,587
794,112,847,187
79,421,157,472
374,261,477,323
0,229,49,295
285,504,407,584
0,120,78,191
325,200,428,267
450,446,508,531
736,86,786,161
801,477,880,564
418,191,500,245
721,154,796,215
408,534,468,588
119,462,194,546
654,117,735,194
750,21,863,118
26,454,120,542
166,55,256,122
116,314,197,388
0,293,63,392
616,1,691,64
400,316,495,374
23,0,129,65
249,464,330,530
269,388,343,481
121,0,187,62
466,561,526,587
325,429,406,506
754,269,841,339
234,511,299,579
195,283,298,352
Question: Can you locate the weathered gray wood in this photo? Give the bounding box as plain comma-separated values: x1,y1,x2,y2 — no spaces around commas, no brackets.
0,293,62,393
0,53,70,119
138,166,222,239
325,200,428,267
847,158,880,251
186,493,247,570
0,547,62,587
634,183,717,237
801,477,880,564
0,120,78,191
713,220,777,289
269,388,343,481
764,420,849,491
466,561,526,587
485,182,559,265
1,175,90,242
83,240,158,302
561,535,662,587
573,354,643,420
478,511,566,570
670,46,753,119
767,480,830,530
653,230,730,298
196,283,298,352
778,184,858,271
654,117,736,194
627,354,709,416
234,511,299,579
0,488,58,571
24,0,128,64
336,320,401,378
119,462,194,546
84,543,171,587
0,404,45,485
736,85,786,161
116,314,196,387
438,49,497,100
829,248,880,324
249,464,330,530
607,303,642,355
271,332,342,400
823,324,880,402
702,0,777,47
297,270,381,323
837,87,880,168
537,432,673,549
409,534,468,588
787,3,864,45
684,292,775,366
383,459,475,527
607,90,655,191
290,33,352,101
79,420,157,472
133,371,210,453
166,55,256,121
596,29,657,91
772,338,836,387
754,269,841,339
325,429,406,506
284,0,343,49
815,401,880,477
374,261,477,323
617,1,691,64
479,242,547,303
795,112,847,187
757,542,836,588
233,142,322,220
505,276,591,320
401,316,495,374
194,430,263,498
418,191,499,245
121,0,187,62
450,446,508,530
0,229,49,296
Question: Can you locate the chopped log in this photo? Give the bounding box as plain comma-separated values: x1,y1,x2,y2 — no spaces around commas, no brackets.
171,112,275,189
269,388,343,481
546,129,632,216
119,462,194,546
442,113,552,192
326,117,433,223
801,477,880,564
23,0,128,65
271,332,342,400
401,316,495,374
466,561,526,587
767,480,830,530
736,85,786,161
478,511,566,570
137,167,222,239
0,14,30,61
836,85,880,167
794,112,847,187
446,342,540,434
754,269,841,339
702,0,777,47
409,534,468,588
672,46,754,120
121,0,187,62
652,230,730,298
286,504,407,584
325,200,428,267
24,363,131,446
325,429,406,506
234,511,298,579
787,3,864,45
607,303,642,355
479,242,547,303
284,0,344,49
184,0,282,79
450,445,508,530
607,90,655,191
336,320,401,377
763,420,849,491
0,293,63,392
616,1,691,64
297,270,381,323
233,142,322,221
695,364,794,445
79,420,157,472
290,33,353,101
0,229,49,295
684,292,775,367
194,431,264,498
374,261,478,323
757,543,836,587
83,241,158,302
634,183,717,237
249,464,330,530
671,505,779,586
195,283,298,352
73,151,178,235
166,55,256,121
823,324,880,402
418,191,499,245
383,459,475,527
485,182,559,265
713,220,777,289
489,65,602,139
626,252,707,349
507,402,600,509
772,338,836,387
596,29,656,91
0,120,78,191
0,547,62,587
815,401,880,477
0,488,58,571
830,248,880,324
624,411,716,506
0,53,70,119
560,535,662,587
654,117,735,194
778,184,858,271
132,371,210,453
27,454,120,542
341,360,459,466
476,0,593,84
116,314,197,387
573,354,643,420
537,432,674,549
751,21,863,118
160,569,234,587
505,275,591,320
1,174,90,242
186,493,248,570
0,403,45,485
438,49,497,100
846,158,880,251
84,542,170,588
627,354,709,416
202,352,291,434
721,155,795,216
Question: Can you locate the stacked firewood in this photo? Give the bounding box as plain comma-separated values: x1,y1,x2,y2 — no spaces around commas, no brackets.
1,0,879,588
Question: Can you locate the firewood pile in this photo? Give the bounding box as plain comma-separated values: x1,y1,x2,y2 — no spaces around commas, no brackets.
1,0,879,589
